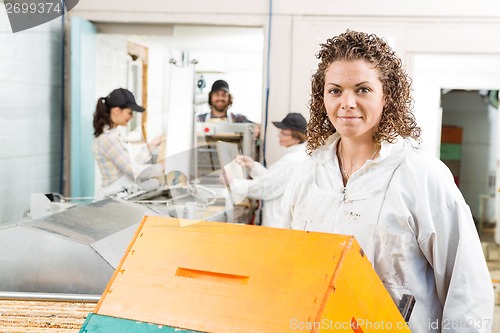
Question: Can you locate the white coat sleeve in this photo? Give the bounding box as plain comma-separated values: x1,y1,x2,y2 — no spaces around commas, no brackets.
280,165,307,230
419,195,494,332
280,181,294,229
248,162,267,178
229,157,297,201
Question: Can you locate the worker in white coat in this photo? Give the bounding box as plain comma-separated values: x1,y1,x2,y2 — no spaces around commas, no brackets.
225,113,308,228
282,30,493,332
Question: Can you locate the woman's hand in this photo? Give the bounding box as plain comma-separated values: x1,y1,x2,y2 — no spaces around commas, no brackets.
149,135,165,148
234,155,254,169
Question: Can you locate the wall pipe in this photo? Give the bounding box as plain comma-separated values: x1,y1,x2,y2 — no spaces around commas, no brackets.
262,0,273,167
59,0,66,194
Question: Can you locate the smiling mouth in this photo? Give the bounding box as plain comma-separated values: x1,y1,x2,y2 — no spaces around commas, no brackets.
338,116,361,119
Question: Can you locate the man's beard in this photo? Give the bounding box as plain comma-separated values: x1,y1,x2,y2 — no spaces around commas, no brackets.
212,102,229,113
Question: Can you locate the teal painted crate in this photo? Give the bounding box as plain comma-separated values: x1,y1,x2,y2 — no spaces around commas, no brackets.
79,313,200,333
440,143,461,161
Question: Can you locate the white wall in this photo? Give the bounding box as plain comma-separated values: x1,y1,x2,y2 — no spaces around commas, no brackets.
70,0,500,165
70,0,500,20
146,46,170,139
0,10,63,223
144,26,264,124
93,34,128,192
95,34,128,97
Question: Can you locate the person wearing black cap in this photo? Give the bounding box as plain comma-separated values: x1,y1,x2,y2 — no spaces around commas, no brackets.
223,113,308,228
92,88,164,195
197,79,253,123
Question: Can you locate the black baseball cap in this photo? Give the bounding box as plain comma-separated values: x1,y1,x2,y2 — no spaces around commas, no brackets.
210,80,230,93
272,113,307,133
105,88,145,112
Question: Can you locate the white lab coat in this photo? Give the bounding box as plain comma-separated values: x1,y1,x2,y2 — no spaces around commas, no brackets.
282,133,493,333
230,143,308,228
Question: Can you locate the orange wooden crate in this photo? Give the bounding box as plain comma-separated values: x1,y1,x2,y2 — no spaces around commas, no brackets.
94,216,410,332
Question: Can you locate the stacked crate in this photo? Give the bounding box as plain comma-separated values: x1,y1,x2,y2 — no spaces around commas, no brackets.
440,125,463,186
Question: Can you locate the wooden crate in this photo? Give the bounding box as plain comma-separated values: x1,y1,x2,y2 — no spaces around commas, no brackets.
86,216,410,333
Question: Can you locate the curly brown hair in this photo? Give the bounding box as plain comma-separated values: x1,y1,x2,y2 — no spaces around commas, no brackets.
307,30,421,155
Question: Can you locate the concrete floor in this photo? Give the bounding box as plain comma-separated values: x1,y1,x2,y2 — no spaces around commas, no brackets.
482,225,500,332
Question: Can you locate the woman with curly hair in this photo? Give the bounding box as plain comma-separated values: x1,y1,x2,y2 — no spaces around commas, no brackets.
282,30,492,331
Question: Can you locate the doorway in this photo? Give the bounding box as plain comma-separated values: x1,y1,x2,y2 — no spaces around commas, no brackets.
440,89,498,231
68,18,264,196
412,54,500,243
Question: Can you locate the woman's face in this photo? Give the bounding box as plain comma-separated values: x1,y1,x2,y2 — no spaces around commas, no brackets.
278,129,300,147
111,107,133,127
323,59,386,143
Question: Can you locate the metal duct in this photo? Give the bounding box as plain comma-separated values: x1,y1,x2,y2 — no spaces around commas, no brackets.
0,198,150,295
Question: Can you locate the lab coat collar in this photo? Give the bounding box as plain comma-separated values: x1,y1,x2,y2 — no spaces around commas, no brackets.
311,133,410,201
312,133,412,164
284,142,306,154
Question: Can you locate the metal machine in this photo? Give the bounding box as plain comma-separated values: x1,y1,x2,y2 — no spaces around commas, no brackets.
0,122,259,298
0,198,148,295
195,122,258,184
194,122,259,224
0,183,230,297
